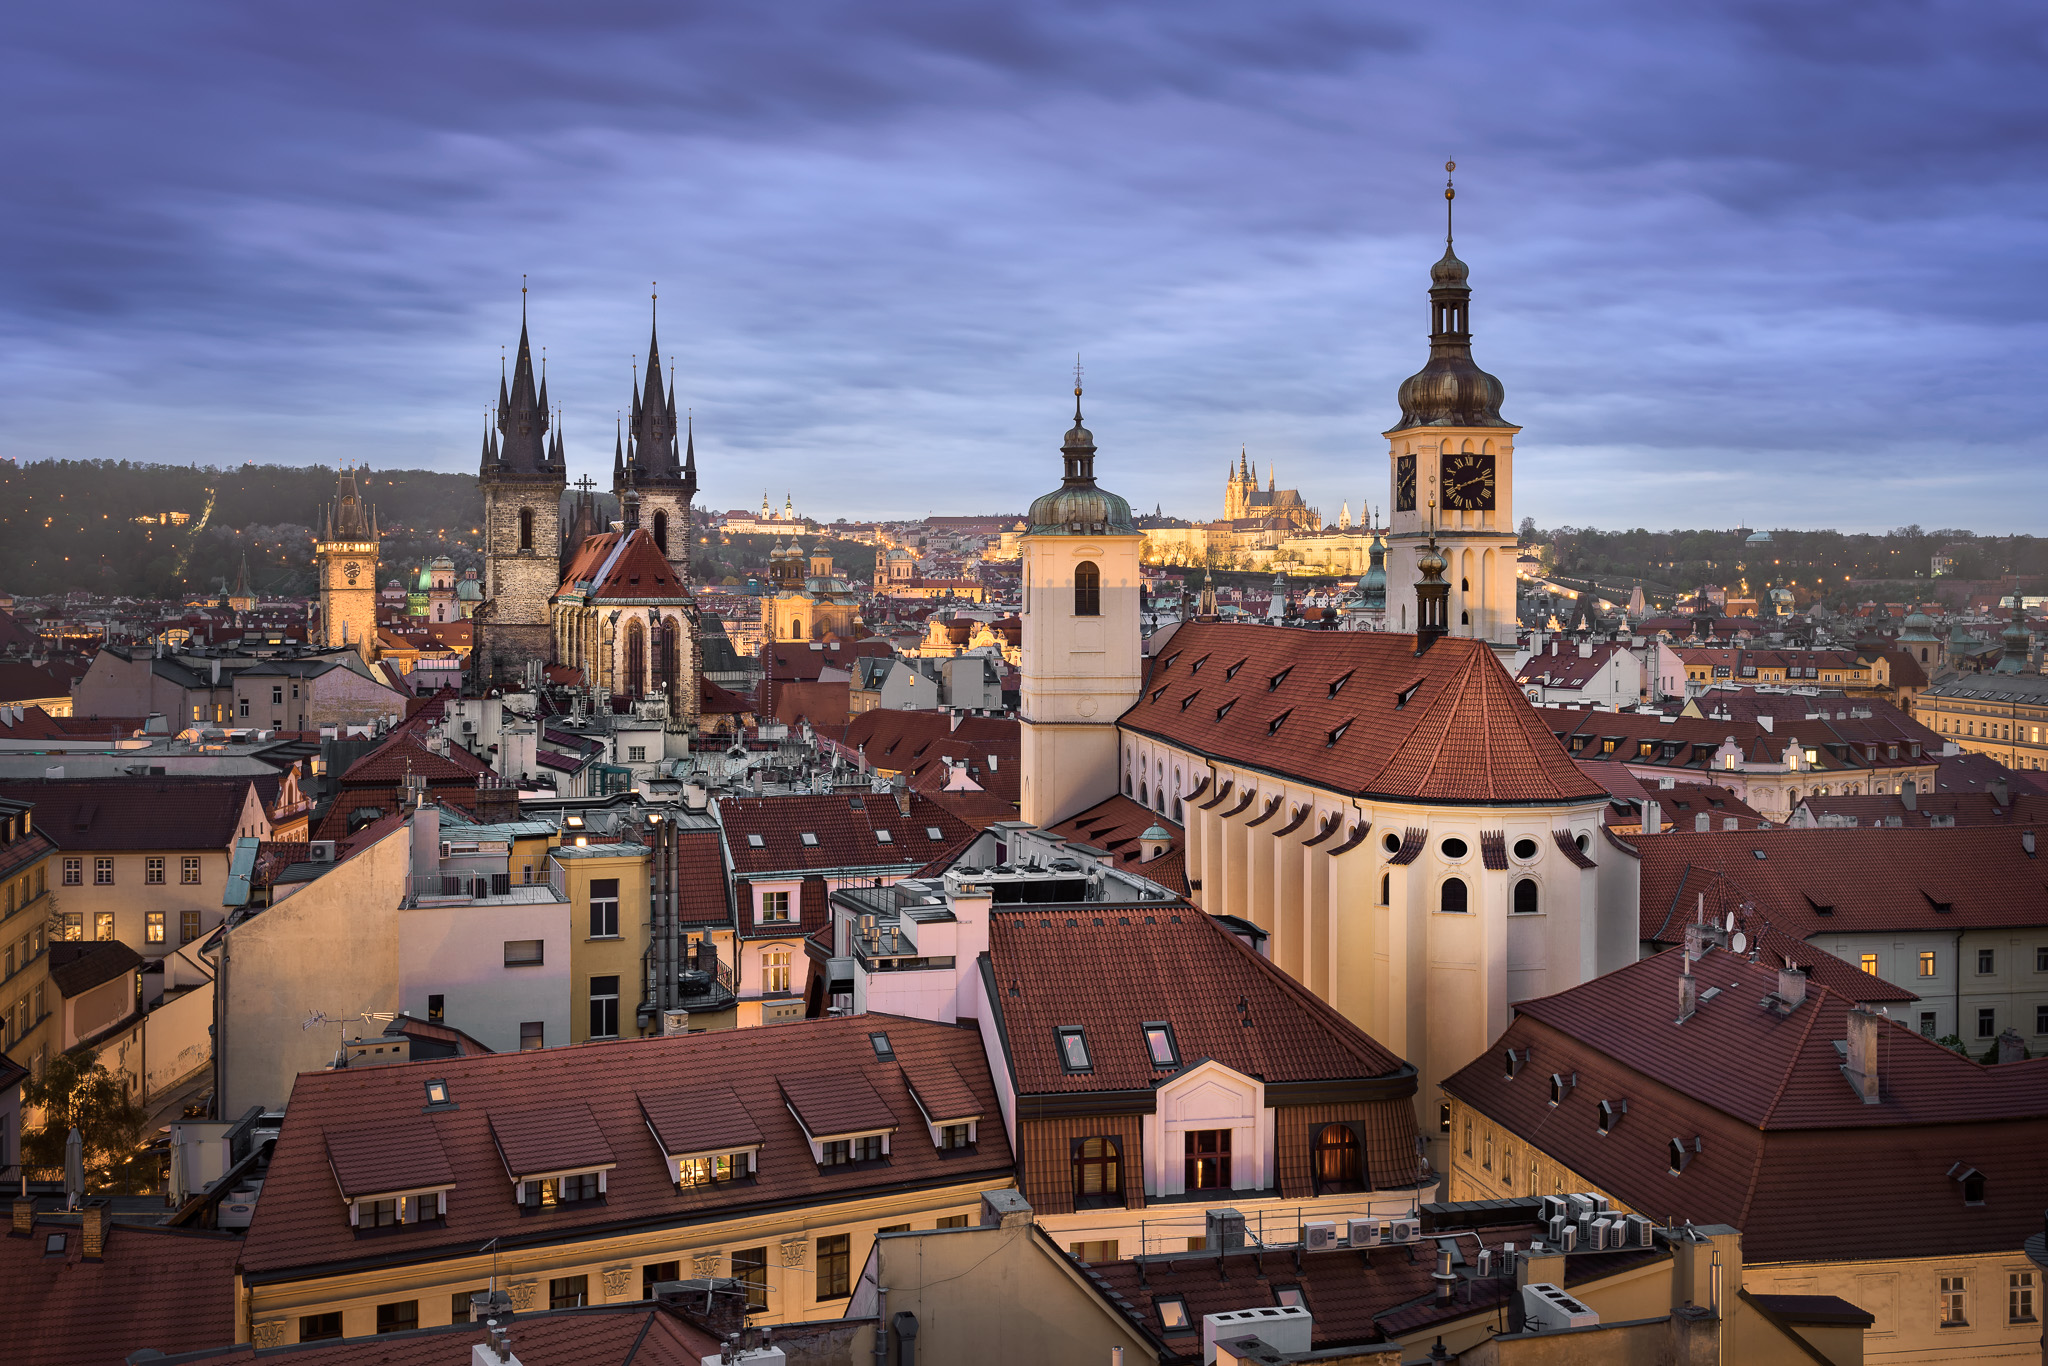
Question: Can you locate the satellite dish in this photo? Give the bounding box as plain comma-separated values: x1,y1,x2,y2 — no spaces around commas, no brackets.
1731,931,1748,954
1724,912,1737,933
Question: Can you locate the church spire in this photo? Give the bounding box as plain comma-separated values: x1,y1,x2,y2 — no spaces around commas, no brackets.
494,284,552,472
1388,161,1509,433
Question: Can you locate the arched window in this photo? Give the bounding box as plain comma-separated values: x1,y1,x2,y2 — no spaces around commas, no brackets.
789,618,804,640
1139,781,1148,805
1073,1135,1122,1209
623,619,646,699
1312,1124,1362,1193
1440,877,1468,913
519,507,535,551
763,948,791,995
1074,561,1101,617
1513,879,1539,915
1380,873,1390,905
658,618,681,703
653,509,670,554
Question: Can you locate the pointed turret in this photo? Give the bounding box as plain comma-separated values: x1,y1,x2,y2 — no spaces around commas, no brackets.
622,293,696,499
613,417,625,482
493,298,553,473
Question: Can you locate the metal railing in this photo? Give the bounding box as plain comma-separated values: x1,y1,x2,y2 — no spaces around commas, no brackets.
404,859,567,904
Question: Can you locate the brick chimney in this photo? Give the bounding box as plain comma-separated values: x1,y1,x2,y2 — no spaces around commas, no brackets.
1843,1007,1882,1105
1998,1028,2027,1065
11,1197,33,1236
1776,967,1807,1010
1900,779,1916,812
1677,968,1697,1024
81,1198,110,1261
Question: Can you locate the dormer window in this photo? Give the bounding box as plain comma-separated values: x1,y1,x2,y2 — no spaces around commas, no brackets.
1669,1136,1699,1176
1328,670,1353,699
1224,658,1248,680
1950,1163,1987,1206
1143,1022,1179,1069
1504,1047,1527,1080
1597,1099,1626,1135
491,1103,617,1212
1057,1026,1092,1073
938,1123,973,1150
1548,1072,1574,1107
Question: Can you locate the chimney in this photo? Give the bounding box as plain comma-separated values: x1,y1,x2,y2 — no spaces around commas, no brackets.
892,774,910,817
1433,1243,1458,1306
1998,1028,2026,1065
2027,831,2038,858
1694,811,1709,833
1640,798,1660,834
1992,775,2010,809
81,1198,110,1261
1844,1007,1882,1104
1677,968,1697,1024
11,1198,32,1236
1776,967,1807,1010
1900,779,1916,812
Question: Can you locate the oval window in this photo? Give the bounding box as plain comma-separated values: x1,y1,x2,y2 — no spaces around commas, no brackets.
1575,833,1590,854
1441,837,1469,859
1383,832,1401,854
1512,837,1539,861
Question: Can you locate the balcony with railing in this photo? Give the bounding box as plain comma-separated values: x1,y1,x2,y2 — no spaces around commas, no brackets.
403,857,567,908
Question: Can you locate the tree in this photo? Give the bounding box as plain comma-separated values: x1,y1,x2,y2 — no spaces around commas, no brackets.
1518,516,1537,546
19,1050,150,1192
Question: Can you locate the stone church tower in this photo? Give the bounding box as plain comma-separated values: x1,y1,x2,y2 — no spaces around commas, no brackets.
1019,380,1143,828
314,466,380,659
1383,167,1519,649
614,298,697,580
476,299,566,686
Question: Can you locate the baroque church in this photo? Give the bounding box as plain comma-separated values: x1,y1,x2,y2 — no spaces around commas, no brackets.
1018,207,1632,1165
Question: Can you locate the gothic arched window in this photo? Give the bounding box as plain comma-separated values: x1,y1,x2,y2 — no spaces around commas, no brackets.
658,617,681,703
624,619,646,699
519,507,534,552
1074,561,1101,617
653,509,670,554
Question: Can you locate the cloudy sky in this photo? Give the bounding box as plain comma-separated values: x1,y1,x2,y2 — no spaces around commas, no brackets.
6,1,2045,532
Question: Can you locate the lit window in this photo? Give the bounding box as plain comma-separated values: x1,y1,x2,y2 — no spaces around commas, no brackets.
1157,1297,1190,1331
1143,1023,1178,1069
145,912,164,944
424,1079,450,1107
1056,1026,1091,1072
2012,1272,2036,1325
1919,951,1937,977
1860,953,1879,976
1942,1276,1968,1327
939,1123,972,1150
1274,1287,1304,1310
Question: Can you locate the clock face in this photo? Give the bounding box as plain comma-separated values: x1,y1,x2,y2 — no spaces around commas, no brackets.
1394,455,1418,513
343,561,361,585
1441,452,1497,511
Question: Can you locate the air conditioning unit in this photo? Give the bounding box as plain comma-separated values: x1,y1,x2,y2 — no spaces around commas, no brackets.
1346,1218,1382,1247
1475,1249,1493,1278
1560,1224,1579,1253
1624,1213,1657,1248
1522,1283,1599,1332
1590,1217,1620,1250
1539,1195,1567,1223
1386,1217,1420,1244
1566,1193,1598,1221
1301,1221,1338,1251
307,840,336,863
1547,1214,1567,1245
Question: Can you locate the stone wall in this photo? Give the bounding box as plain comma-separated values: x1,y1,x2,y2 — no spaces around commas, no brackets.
479,474,564,684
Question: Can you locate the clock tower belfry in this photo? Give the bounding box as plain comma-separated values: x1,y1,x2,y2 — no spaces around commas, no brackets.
315,464,380,661
1384,164,1519,648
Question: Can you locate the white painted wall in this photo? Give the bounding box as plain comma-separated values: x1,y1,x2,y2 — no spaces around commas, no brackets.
397,899,571,1053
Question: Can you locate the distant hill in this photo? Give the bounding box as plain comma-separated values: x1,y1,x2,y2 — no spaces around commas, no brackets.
0,461,482,599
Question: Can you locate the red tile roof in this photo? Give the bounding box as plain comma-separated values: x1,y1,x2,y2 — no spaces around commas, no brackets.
1121,624,1605,805
1797,789,2048,828
340,730,493,785
148,1303,723,1365
0,776,258,852
47,940,143,995
0,1217,242,1366
238,1014,1013,1281
721,791,975,876
770,679,848,727
325,1116,457,1198
1514,639,1632,690
1637,825,2048,945
987,907,1415,1099
0,703,69,740
1045,794,1188,896
488,1102,616,1181
558,530,693,601
1441,946,2048,1262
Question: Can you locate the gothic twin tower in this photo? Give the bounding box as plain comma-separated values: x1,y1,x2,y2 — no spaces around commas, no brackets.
476,301,699,685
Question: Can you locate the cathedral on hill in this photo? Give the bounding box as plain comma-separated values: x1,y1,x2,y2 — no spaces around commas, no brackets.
1222,450,1320,531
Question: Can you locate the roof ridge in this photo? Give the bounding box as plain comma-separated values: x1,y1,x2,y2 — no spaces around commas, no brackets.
1757,976,1832,1132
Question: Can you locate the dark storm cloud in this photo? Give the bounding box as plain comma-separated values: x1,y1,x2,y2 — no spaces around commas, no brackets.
4,0,2045,530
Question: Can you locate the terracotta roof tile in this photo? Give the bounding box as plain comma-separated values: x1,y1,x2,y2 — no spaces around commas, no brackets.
239,1015,1011,1280
721,791,974,876
557,530,693,601
0,776,256,852
639,1084,764,1155
781,1070,899,1138
1123,623,1604,805
488,1102,617,1181
1046,794,1189,896
988,908,1413,1097
0,1218,242,1366
325,1116,457,1198
1441,948,2048,1262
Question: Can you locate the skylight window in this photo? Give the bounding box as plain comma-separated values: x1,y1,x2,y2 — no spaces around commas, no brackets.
747,834,766,848
800,833,819,846
874,830,893,844
1156,1296,1190,1331
423,1079,451,1108
925,827,944,840
1143,1022,1178,1069
1274,1286,1304,1310
1056,1026,1092,1073
870,1032,894,1060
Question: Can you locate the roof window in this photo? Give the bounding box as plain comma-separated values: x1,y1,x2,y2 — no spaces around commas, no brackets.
1327,720,1353,747
1160,652,1181,671
1267,666,1292,691
1149,685,1168,702
848,796,865,809
1215,699,1235,721
925,826,944,840
565,815,585,829
1188,654,1210,674
423,1079,453,1110
1142,1022,1179,1070
1395,680,1423,709
1328,670,1354,699
1156,1296,1191,1332
799,833,819,846
1180,690,1202,711
870,1032,894,1060
43,1232,64,1256
747,833,765,848
1056,1026,1092,1073
1267,709,1291,736
874,829,893,844
1274,1286,1304,1310
1224,658,1248,680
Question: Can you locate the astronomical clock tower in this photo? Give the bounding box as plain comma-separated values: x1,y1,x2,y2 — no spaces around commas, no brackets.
315,466,380,660
1384,165,1519,649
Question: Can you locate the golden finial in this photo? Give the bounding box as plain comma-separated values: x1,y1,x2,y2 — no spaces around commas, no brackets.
1073,354,1083,397
1444,160,1456,245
